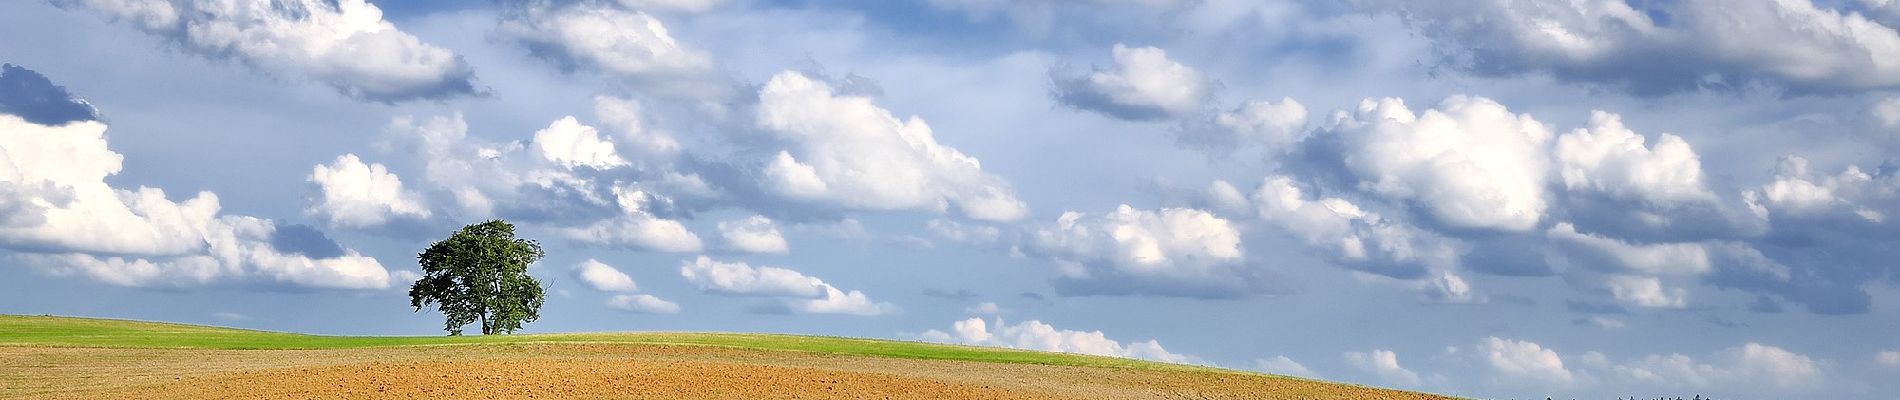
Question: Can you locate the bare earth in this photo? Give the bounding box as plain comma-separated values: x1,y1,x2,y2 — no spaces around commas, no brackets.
1,343,1454,399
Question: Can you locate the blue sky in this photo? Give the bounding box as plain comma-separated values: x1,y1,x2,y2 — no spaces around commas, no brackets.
4,0,1900,398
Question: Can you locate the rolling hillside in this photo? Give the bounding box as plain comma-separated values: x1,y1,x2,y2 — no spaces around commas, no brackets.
0,315,1458,399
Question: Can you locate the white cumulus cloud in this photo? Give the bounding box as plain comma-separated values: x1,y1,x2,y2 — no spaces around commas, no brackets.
1478,337,1574,385
1874,97,1900,129
561,184,703,253
678,256,825,298
1053,44,1211,120
1553,111,1714,205
795,285,898,316
1182,97,1308,154
717,215,788,254
0,114,389,289
1251,175,1462,279
57,0,478,101
1028,204,1276,297
921,317,1200,364
533,116,629,170
388,113,607,220
572,258,638,293
1745,155,1894,224
1344,349,1422,386
607,294,680,314
305,153,430,229
678,256,893,315
1602,274,1689,309
1545,223,1711,277
1586,343,1823,389
754,71,1027,221
1358,0,1900,94
500,1,713,92
1315,96,1553,232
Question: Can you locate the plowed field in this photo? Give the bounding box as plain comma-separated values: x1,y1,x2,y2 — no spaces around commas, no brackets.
0,315,1458,399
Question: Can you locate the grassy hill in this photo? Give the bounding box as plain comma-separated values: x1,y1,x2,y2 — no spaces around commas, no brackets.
0,315,1459,399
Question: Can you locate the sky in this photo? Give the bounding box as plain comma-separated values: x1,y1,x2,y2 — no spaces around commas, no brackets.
3,0,1900,398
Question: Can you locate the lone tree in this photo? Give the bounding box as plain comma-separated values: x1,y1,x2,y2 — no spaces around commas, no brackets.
408,220,546,335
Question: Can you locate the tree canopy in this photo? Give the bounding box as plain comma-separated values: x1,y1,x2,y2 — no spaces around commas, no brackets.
408,220,546,335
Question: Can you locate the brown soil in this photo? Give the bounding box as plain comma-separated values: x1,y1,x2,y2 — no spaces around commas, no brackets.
1,343,1454,399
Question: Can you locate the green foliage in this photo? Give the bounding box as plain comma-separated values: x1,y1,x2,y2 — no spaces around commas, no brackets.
408,220,546,335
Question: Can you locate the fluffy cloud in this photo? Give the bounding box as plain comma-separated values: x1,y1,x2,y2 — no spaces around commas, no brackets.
1199,180,1252,218
717,215,788,254
1450,338,1829,393
1585,343,1823,389
0,110,388,289
56,0,477,101
398,108,700,209
678,256,823,297
753,71,1027,221
1272,92,1878,314
1716,156,1900,314
1553,112,1713,205
1420,272,1479,304
1545,223,1711,277
1254,355,1317,377
1251,175,1461,279
1543,222,1739,310
1028,204,1279,297
499,1,714,94
1180,98,1308,154
679,256,893,315
533,116,629,170
561,184,703,252
1311,96,1553,232
1548,111,1740,242
573,258,679,314
592,96,682,163
1477,337,1574,385
22,243,387,290
794,285,898,316
382,110,704,251
1602,275,1689,309
1878,350,1900,366
1357,0,1900,94
921,317,1199,364
1745,155,1894,224
305,154,430,229
1344,349,1421,386
389,113,605,220
1053,44,1211,121
572,258,638,293
607,294,680,314
1874,97,1900,129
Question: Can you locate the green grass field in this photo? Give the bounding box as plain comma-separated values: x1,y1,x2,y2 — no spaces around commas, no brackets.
0,314,1199,371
